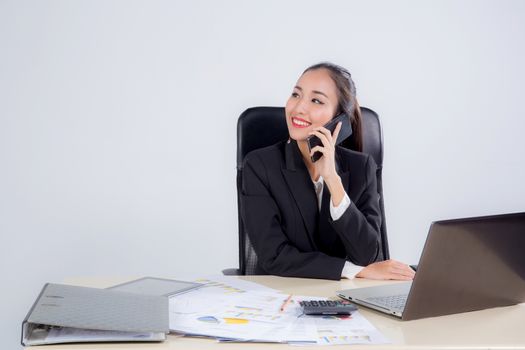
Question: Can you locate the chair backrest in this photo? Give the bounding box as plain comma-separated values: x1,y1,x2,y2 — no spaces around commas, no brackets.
236,106,389,275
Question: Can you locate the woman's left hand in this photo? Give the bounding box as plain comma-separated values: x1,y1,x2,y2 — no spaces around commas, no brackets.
355,260,416,281
309,122,342,183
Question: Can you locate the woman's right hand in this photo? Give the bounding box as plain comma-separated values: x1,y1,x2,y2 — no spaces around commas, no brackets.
356,259,415,281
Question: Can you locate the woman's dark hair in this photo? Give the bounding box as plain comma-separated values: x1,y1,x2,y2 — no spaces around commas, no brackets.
303,62,363,152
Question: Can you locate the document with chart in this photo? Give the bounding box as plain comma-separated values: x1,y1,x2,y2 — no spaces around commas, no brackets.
168,276,388,345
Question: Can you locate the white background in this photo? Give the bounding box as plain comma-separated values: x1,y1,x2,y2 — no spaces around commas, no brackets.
1,0,524,348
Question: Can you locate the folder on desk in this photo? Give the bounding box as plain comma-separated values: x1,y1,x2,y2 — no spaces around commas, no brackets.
21,283,169,346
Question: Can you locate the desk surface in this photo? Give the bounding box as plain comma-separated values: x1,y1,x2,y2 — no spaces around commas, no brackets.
34,275,525,350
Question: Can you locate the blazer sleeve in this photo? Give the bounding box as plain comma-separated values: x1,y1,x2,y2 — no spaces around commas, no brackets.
241,152,346,280
329,154,382,265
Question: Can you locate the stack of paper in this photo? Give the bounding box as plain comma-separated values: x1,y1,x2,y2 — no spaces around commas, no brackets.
169,276,389,346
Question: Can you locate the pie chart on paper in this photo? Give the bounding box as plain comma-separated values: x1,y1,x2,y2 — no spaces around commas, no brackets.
197,316,220,324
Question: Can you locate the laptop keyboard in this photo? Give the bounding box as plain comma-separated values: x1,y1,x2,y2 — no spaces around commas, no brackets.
366,294,408,310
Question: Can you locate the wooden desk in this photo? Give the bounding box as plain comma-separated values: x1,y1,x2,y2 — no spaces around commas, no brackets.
33,276,525,349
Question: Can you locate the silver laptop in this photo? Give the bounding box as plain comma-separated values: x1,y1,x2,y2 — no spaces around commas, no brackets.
337,212,525,320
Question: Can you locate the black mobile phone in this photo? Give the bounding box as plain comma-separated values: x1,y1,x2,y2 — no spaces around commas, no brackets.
306,113,353,162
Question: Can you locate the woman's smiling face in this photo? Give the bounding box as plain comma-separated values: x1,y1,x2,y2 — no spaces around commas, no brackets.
285,68,339,141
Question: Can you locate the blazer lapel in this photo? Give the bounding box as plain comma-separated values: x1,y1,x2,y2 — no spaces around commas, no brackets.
334,150,355,201
316,182,334,252
281,140,318,242
339,171,353,197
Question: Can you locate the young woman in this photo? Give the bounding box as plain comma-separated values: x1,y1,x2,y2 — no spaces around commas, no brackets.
241,62,415,281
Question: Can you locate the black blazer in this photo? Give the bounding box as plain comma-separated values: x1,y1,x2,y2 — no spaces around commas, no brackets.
241,139,382,280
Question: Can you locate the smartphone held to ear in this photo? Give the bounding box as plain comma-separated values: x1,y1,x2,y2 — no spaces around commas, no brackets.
306,113,353,162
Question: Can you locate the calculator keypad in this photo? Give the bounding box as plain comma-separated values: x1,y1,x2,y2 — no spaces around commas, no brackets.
299,300,357,315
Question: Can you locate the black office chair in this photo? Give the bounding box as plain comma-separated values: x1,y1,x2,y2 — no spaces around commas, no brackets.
223,106,389,275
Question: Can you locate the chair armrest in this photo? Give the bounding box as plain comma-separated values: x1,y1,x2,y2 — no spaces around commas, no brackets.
222,268,241,275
